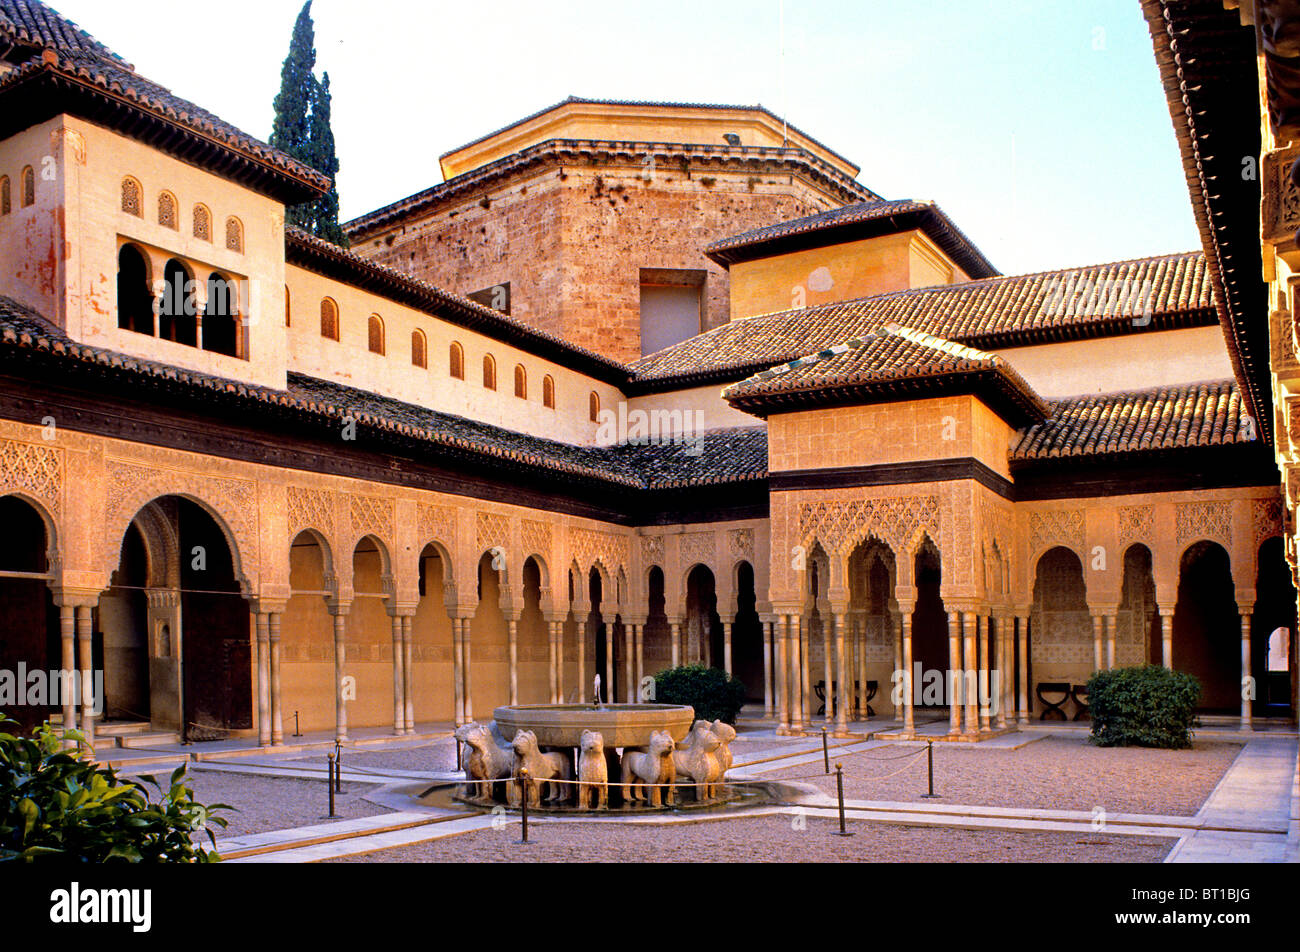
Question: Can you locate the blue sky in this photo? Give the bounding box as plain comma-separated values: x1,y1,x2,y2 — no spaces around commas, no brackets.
54,0,1197,276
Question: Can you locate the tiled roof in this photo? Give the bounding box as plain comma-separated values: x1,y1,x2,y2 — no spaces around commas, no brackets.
705,199,998,278
723,324,1049,424
0,1,330,201
629,251,1215,388
1011,380,1250,460
285,228,632,386
0,295,764,490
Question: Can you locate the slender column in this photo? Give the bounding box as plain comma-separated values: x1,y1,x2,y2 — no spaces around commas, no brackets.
554,620,566,702
270,612,284,744
462,619,474,722
800,615,812,726
996,616,1009,730
76,605,95,754
979,613,991,733
858,614,869,721
390,613,405,735
963,612,979,736
822,615,834,726
1105,613,1117,670
332,610,348,742
577,618,586,701
401,615,414,734
762,618,774,718
723,621,733,677
59,605,76,733
604,621,614,703
834,612,849,734
774,616,789,729
948,612,961,735
789,614,804,732
634,624,645,701
624,623,635,703
256,612,272,746
547,620,559,704
670,621,681,669
1160,606,1174,669
1092,613,1104,672
1240,608,1253,731
452,614,465,725
1017,615,1029,726
507,617,519,706
901,611,915,734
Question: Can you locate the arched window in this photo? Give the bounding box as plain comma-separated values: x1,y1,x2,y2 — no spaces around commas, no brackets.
225,216,243,253
320,298,339,340
284,285,291,327
589,391,600,423
121,177,141,216
116,244,154,335
411,329,427,368
193,204,211,241
202,272,240,358
368,314,385,355
20,166,35,208
449,341,464,379
0,177,10,215
158,259,197,346
157,191,177,229
483,354,497,390
542,374,555,409
514,364,527,399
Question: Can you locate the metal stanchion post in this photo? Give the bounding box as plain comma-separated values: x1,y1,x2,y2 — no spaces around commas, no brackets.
327,753,336,817
293,711,301,738
921,740,940,798
834,762,853,837
334,741,343,793
519,768,530,844
822,727,830,774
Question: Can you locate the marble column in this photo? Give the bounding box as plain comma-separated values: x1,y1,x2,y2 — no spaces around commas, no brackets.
800,615,813,727
723,621,733,677
979,613,991,733
963,612,979,736
1092,614,1105,672
624,623,635,702
76,605,95,753
576,618,586,701
822,616,834,726
59,605,76,733
788,614,804,732
391,613,405,735
1105,613,1117,670
508,617,519,706
1017,615,1030,726
332,610,348,741
762,617,774,719
634,623,645,701
256,611,271,746
670,621,681,669
775,616,789,730
901,611,915,734
452,614,465,725
603,621,614,703
996,616,1009,730
834,612,849,734
857,614,869,721
1240,608,1253,731
462,618,474,722
547,620,559,704
269,612,284,744
947,613,961,736
1160,606,1174,669
401,615,414,734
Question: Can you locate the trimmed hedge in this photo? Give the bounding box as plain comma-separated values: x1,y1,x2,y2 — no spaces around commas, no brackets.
652,665,747,724
1085,665,1201,749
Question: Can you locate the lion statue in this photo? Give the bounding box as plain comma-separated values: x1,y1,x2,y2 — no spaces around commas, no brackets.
709,719,737,778
620,729,677,807
672,721,722,800
454,721,513,799
509,729,571,807
576,729,609,809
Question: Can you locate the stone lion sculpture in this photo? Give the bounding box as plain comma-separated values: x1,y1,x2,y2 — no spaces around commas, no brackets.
454,721,513,799
510,729,571,807
620,729,677,807
709,719,737,777
576,729,609,809
672,721,721,800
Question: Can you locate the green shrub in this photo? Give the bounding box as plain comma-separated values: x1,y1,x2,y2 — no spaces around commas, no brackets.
1085,666,1201,749
652,665,746,724
0,714,228,862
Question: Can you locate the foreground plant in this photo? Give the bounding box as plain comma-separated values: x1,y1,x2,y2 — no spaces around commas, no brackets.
653,665,747,724
0,714,228,862
1085,666,1201,749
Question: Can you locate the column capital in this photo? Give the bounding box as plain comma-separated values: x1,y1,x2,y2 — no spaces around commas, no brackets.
252,597,288,615
50,587,101,609
387,603,418,618
327,597,352,616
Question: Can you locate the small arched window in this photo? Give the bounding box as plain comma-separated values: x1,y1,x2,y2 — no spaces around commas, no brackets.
117,243,154,335
202,272,240,357
411,329,427,368
157,191,177,229
159,259,197,346
193,204,211,241
368,314,385,355
449,341,465,379
121,177,141,216
284,285,291,327
483,354,497,390
0,176,10,215
589,392,600,423
320,297,339,340
514,364,527,399
542,375,555,409
225,216,244,253
20,166,35,208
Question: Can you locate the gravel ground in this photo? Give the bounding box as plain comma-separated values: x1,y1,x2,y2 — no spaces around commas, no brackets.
326,814,1174,863
184,769,394,839
285,741,458,774
762,734,1242,816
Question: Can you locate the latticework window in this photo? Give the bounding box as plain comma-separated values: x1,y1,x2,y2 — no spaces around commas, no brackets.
225,217,243,253
368,314,385,355
0,177,9,215
121,177,141,216
320,298,339,340
411,330,427,368
158,192,177,229
20,167,35,208
193,205,211,241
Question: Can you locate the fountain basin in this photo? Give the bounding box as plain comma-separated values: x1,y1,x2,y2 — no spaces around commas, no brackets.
492,703,695,748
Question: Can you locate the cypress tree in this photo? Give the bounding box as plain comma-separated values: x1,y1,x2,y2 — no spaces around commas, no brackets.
308,73,347,247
